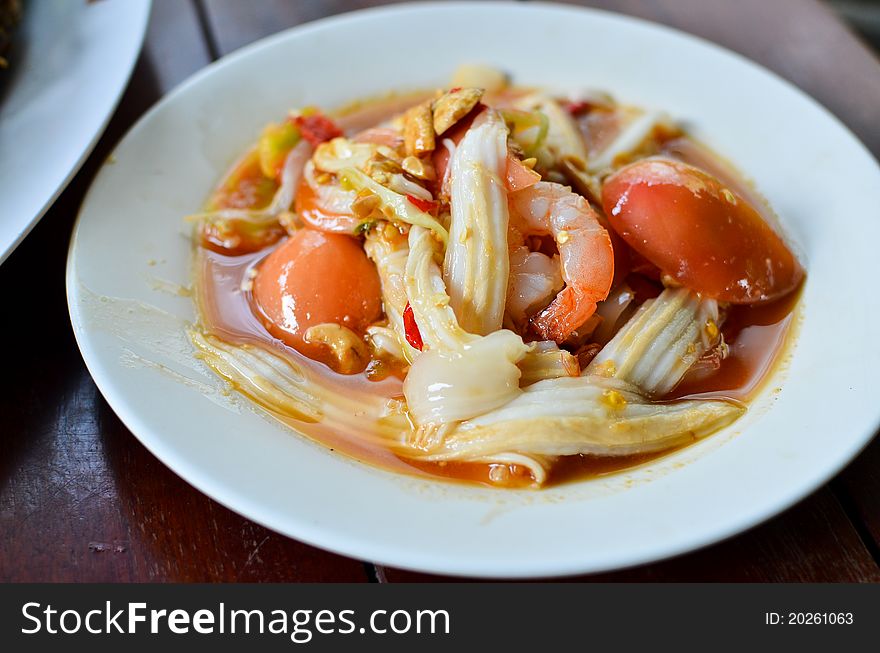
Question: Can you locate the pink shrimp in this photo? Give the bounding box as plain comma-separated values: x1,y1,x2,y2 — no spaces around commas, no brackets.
508,181,614,342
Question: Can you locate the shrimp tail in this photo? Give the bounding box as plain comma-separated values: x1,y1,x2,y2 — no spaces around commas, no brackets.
530,287,597,343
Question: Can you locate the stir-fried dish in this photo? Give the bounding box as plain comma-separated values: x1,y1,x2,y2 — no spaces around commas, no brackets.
189,66,804,488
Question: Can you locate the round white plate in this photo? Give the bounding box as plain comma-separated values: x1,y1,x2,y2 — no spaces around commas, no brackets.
67,2,880,577
0,0,151,264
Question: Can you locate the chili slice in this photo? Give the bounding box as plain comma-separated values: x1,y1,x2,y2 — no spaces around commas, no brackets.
403,302,424,350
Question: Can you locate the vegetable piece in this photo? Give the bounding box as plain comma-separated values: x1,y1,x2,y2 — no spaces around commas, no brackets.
602,159,804,303
258,119,301,179
402,302,424,351
190,330,412,435
403,226,531,442
405,194,437,213
252,229,382,365
451,64,508,93
517,341,579,385
431,105,485,190
339,167,449,244
197,141,312,253
209,150,278,210
294,169,361,234
586,287,721,396
513,94,587,169
561,100,592,115
404,329,530,427
433,113,539,194
417,375,742,461
443,110,511,335
268,140,312,216
587,111,669,173
294,113,343,146
199,211,285,255
363,227,418,361
591,283,635,345
500,108,549,157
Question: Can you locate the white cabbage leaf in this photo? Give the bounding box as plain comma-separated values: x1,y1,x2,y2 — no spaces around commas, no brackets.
442,110,511,335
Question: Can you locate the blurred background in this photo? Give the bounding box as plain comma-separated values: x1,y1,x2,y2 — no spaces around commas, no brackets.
832,0,880,49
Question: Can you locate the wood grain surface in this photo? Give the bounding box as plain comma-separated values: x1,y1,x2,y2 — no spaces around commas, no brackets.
1,0,878,582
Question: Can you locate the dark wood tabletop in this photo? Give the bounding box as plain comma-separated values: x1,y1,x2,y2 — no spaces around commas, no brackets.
2,0,879,583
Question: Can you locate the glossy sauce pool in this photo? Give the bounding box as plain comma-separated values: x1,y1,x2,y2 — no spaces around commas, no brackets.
193,100,803,489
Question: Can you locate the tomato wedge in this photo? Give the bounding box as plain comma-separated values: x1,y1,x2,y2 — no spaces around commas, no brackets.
294,113,343,146
602,159,803,303
253,229,382,362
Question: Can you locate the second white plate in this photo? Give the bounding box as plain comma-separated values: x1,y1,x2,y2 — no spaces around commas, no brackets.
0,0,151,264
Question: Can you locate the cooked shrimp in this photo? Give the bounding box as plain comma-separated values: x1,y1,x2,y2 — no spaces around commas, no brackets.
508,181,614,342
506,247,563,329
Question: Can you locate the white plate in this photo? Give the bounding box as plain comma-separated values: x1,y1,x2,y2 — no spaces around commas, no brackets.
67,2,880,577
0,0,150,264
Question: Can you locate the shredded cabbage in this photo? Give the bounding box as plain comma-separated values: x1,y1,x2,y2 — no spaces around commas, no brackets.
339,167,448,244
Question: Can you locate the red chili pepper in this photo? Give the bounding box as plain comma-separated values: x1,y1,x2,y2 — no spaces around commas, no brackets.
449,87,462,93
294,113,343,146
405,194,438,213
403,302,423,351
561,100,591,116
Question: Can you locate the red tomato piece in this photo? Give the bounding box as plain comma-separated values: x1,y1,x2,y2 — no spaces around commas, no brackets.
561,100,592,116
602,159,804,303
253,229,382,363
294,114,343,146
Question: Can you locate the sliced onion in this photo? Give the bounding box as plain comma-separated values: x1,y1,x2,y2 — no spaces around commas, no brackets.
592,283,635,345
268,140,312,214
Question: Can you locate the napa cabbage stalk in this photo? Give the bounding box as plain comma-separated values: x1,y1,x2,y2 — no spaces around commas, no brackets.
586,110,670,174
586,287,720,396
403,226,530,442
407,287,740,483
363,227,419,362
442,110,511,335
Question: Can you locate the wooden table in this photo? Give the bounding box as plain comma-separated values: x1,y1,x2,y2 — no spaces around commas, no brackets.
2,0,879,582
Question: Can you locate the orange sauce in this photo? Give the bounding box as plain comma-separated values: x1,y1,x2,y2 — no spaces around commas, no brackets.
670,286,801,401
